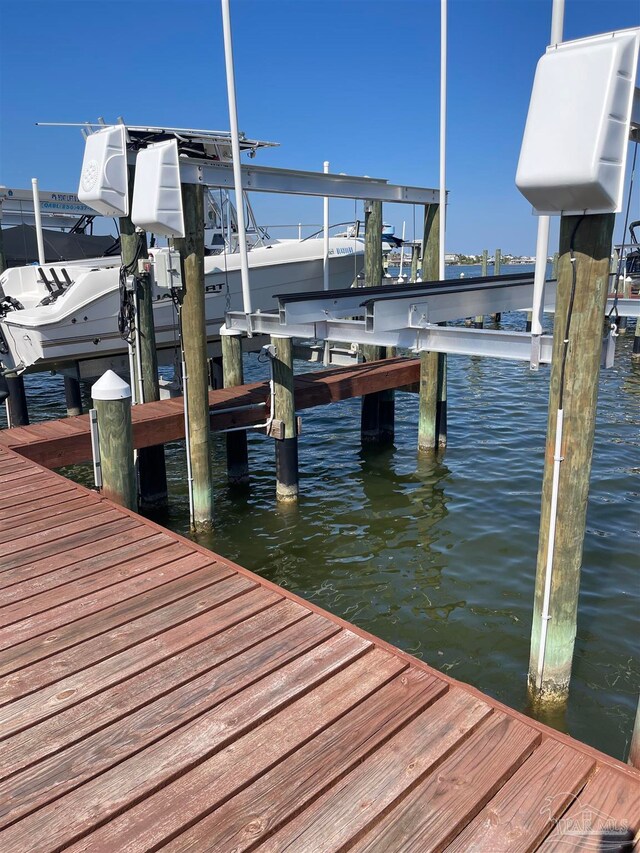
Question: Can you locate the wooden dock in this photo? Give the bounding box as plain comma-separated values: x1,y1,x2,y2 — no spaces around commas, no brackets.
0,357,420,469
1,441,639,851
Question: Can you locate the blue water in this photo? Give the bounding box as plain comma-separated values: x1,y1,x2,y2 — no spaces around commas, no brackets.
10,263,639,761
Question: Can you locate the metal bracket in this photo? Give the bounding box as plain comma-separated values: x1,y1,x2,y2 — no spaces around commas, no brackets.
89,408,102,488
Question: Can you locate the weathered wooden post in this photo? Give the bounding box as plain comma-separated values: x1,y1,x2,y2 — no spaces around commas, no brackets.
410,243,419,283
632,319,640,361
491,248,502,322
474,249,488,328
552,252,559,279
271,336,298,502
418,203,446,451
221,329,249,486
92,370,136,511
5,374,29,427
528,213,615,708
629,696,640,769
64,372,83,417
120,171,168,511
360,199,387,444
174,183,213,530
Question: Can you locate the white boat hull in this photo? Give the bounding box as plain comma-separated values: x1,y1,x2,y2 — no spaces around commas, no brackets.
0,238,364,371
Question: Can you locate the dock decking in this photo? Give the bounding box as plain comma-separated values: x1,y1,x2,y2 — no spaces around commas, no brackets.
1,445,639,850
0,357,420,469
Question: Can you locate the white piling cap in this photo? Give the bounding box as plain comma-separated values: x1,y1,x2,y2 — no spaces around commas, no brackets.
91,370,131,401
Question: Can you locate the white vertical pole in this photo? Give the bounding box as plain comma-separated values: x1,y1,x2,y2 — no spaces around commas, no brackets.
221,0,252,316
298,222,302,241
31,178,46,266
530,0,565,341
439,0,447,280
323,161,330,291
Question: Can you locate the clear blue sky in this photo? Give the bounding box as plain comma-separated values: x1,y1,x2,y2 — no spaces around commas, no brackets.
0,0,638,254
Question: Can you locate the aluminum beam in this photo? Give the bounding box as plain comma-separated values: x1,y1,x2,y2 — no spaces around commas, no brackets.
179,161,439,204
224,312,554,363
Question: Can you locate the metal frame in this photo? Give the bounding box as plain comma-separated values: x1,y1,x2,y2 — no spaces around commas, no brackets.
225,311,555,364
178,160,439,205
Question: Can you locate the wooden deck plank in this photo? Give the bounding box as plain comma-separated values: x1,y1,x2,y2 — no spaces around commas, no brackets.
59,646,405,853
0,593,292,779
444,738,596,853
166,668,447,853
0,515,138,576
541,766,640,851
0,610,337,828
0,569,246,697
350,714,541,853
253,688,492,853
0,485,86,522
0,533,176,619
0,504,121,557
0,527,165,599
0,547,215,650
1,632,373,853
0,494,102,540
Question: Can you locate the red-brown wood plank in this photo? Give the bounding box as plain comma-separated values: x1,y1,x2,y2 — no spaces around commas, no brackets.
0,592,290,778
0,532,175,619
349,714,541,852
0,494,102,541
0,568,246,695
59,645,404,853
0,504,120,557
254,688,492,853
2,631,372,853
540,766,640,851
0,526,163,599
0,484,84,522
0,609,336,828
444,737,596,853
0,514,138,576
0,546,215,650
166,668,447,853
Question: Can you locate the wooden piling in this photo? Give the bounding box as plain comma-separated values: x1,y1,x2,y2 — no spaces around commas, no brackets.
91,370,137,511
221,330,249,486
361,200,387,445
481,249,488,277
632,319,640,361
64,373,83,417
120,170,168,511
490,249,502,322
410,244,419,283
5,374,29,427
418,203,446,451
552,252,559,279
174,183,213,530
528,213,615,708
271,335,298,502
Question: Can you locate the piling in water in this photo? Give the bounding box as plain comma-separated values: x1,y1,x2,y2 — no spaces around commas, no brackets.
528,212,615,709
64,372,83,417
174,183,213,530
221,330,249,486
361,200,387,445
271,336,298,502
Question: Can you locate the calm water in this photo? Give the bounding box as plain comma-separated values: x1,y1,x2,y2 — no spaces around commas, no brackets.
10,264,639,760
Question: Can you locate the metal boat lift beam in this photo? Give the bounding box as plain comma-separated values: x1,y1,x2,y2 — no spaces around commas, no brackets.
179,160,439,205
225,311,554,364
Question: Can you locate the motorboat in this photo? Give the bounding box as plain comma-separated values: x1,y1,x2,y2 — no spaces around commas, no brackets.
0,234,364,373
